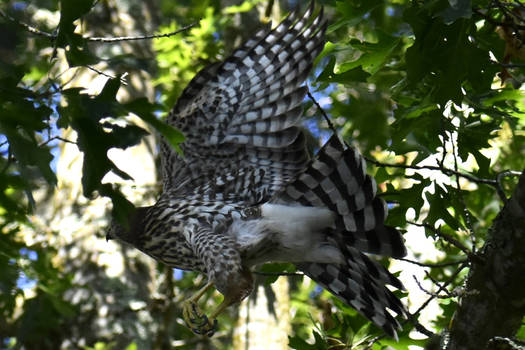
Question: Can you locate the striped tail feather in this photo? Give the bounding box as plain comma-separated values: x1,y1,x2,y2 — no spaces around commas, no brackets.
278,135,406,257
298,255,406,339
276,135,407,337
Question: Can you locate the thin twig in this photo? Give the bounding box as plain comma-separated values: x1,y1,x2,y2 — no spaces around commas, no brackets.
0,9,55,38
439,114,449,170
398,257,467,268
413,275,453,299
424,271,464,298
450,129,476,253
365,156,499,186
407,221,482,263
0,9,197,42
368,154,521,203
307,89,337,134
86,65,128,85
492,61,525,68
413,321,436,338
86,22,198,42
253,271,304,277
407,261,468,326
39,136,77,147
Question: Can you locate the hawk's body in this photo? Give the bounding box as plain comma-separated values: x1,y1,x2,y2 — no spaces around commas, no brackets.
109,4,407,338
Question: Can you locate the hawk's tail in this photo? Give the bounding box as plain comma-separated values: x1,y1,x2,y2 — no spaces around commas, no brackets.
276,135,407,337
278,135,406,257
298,255,406,339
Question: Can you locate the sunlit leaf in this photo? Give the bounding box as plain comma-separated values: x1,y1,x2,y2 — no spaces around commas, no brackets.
340,31,400,75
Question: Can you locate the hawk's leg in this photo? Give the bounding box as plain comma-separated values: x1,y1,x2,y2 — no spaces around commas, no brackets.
182,282,244,337
183,227,254,336
182,281,216,336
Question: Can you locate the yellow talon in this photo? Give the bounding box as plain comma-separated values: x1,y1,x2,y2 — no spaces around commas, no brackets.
181,281,240,337
181,282,218,336
182,300,217,336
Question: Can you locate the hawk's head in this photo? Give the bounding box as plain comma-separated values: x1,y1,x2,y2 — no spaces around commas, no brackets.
106,206,150,246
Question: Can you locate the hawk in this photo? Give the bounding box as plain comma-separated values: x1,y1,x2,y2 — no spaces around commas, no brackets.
108,3,407,339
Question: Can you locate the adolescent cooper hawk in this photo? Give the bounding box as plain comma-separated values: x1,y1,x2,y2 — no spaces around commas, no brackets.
107,3,407,338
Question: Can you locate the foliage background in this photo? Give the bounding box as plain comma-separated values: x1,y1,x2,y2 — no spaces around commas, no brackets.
0,0,524,349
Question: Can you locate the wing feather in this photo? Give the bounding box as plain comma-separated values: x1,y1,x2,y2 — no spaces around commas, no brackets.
162,5,326,202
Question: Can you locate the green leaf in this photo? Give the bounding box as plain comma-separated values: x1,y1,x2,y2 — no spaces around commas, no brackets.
0,62,25,86
59,84,139,196
125,98,185,154
288,335,318,350
124,342,137,350
75,117,133,194
391,108,450,162
258,263,296,285
316,56,370,85
2,129,56,186
330,0,383,30
57,0,95,46
59,0,95,24
0,93,51,133
332,88,392,150
65,40,99,67
101,122,149,149
481,89,525,106
96,77,121,104
340,31,400,75
223,0,262,14
425,184,461,230
516,319,525,340
387,174,431,226
372,334,428,349
99,184,135,229
457,116,499,177
404,4,489,104
0,173,31,220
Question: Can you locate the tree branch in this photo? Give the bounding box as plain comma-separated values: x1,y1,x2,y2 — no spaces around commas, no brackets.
0,9,55,38
86,22,198,42
413,275,455,299
0,9,197,42
253,271,304,277
86,66,128,84
38,136,77,147
447,169,525,350
398,257,467,268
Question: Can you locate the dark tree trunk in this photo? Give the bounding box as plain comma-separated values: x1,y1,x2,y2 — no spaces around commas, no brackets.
447,170,525,350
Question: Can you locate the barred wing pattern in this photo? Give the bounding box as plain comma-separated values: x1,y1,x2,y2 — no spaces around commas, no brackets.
162,4,326,203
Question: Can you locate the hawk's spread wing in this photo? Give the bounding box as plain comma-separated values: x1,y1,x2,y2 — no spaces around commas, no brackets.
161,4,327,203
108,4,408,338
